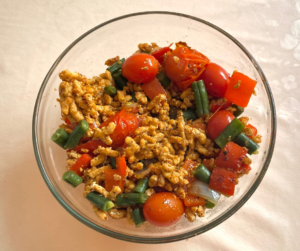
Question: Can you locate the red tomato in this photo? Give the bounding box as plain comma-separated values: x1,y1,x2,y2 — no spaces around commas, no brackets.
70,154,93,176
151,44,172,64
183,194,206,207
122,53,159,84
198,63,230,97
143,192,185,227
209,168,237,196
73,140,104,155
116,156,127,176
245,124,257,138
141,78,167,100
207,110,235,141
182,159,198,177
164,47,210,91
210,100,232,113
214,142,248,171
104,169,125,192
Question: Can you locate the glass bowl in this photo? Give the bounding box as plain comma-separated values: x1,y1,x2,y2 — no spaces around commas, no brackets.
32,11,276,243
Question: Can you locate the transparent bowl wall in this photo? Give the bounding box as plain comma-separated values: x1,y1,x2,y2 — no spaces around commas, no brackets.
33,12,276,243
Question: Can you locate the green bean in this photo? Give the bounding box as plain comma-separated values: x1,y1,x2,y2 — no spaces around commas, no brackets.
234,132,259,155
156,71,171,88
131,93,137,102
64,120,89,149
197,80,209,115
133,178,149,193
104,86,117,96
205,200,215,209
112,71,127,90
183,109,198,121
86,192,115,211
132,208,146,227
110,157,117,169
169,106,178,120
215,118,245,149
192,82,203,117
51,128,69,149
193,164,211,184
232,104,244,117
116,193,148,207
106,58,125,75
62,170,83,187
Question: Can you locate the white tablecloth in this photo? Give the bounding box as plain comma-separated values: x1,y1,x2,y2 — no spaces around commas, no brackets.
1,0,299,250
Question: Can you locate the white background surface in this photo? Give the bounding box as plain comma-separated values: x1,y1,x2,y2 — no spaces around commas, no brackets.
0,0,299,250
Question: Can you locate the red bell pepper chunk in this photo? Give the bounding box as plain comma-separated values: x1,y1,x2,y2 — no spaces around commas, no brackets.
151,44,172,64
202,158,214,171
183,194,206,207
215,142,248,172
182,159,198,177
70,154,93,176
238,164,252,175
141,78,167,100
224,71,257,108
245,124,257,138
210,100,232,113
209,168,237,196
116,156,127,176
73,140,105,155
104,169,125,192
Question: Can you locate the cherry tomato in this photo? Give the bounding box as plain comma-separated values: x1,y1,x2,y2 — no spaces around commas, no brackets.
207,110,234,141
143,192,185,227
151,44,172,64
141,78,167,100
164,47,210,91
198,63,230,97
122,53,159,84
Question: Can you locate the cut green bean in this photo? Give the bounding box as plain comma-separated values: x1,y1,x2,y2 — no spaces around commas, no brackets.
112,71,127,90
51,128,69,149
192,82,204,117
169,106,178,120
156,71,171,88
64,120,89,149
116,193,148,207
132,208,146,227
106,58,125,75
205,200,215,209
86,192,115,211
183,109,198,121
197,80,209,115
131,93,137,102
62,170,83,187
110,157,117,169
193,164,211,184
104,86,117,96
215,118,245,149
133,178,149,193
234,132,259,155
232,104,244,117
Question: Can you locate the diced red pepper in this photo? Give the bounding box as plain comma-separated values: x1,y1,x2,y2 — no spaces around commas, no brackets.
182,159,198,177
65,117,71,126
104,169,125,192
210,101,232,113
151,44,172,64
215,142,248,172
116,156,127,176
245,124,257,138
141,78,167,100
238,164,252,174
68,122,78,130
209,168,237,196
73,140,105,155
202,158,214,171
183,194,206,207
69,154,93,176
224,71,257,108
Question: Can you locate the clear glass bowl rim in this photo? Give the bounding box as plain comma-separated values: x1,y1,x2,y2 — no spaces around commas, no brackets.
32,11,277,244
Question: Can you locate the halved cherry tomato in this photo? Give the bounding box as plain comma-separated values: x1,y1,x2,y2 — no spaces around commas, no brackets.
224,71,257,107
210,100,232,113
116,156,127,176
104,169,125,192
245,124,257,138
164,46,210,91
207,110,235,141
70,154,93,176
122,54,159,84
143,192,185,227
141,78,167,100
214,142,248,171
183,194,206,207
198,63,230,97
209,168,237,196
151,44,172,64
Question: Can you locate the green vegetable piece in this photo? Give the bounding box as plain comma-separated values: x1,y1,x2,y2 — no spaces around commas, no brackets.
104,86,117,96
64,120,89,149
205,200,215,209
110,157,117,169
156,71,171,88
183,109,198,121
106,58,125,75
62,170,83,187
169,106,178,120
193,164,211,184
131,93,137,102
132,208,146,227
234,132,260,155
112,71,127,90
86,192,115,212
116,193,148,207
51,128,69,149
215,118,245,149
232,104,244,117
192,81,204,117
197,80,209,115
133,178,149,193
